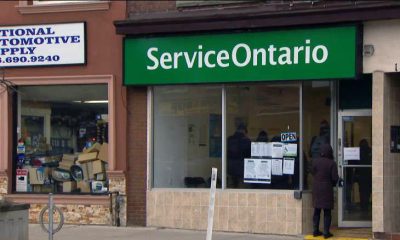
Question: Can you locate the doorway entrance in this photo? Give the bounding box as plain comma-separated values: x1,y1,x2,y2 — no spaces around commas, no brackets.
338,110,372,227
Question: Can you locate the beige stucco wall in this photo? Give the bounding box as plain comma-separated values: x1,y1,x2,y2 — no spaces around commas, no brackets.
371,71,400,234
372,71,385,233
147,190,303,235
385,74,400,232
364,20,400,74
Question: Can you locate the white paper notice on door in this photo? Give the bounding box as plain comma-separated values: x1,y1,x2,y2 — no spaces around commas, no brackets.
271,159,283,176
283,157,295,175
343,147,360,161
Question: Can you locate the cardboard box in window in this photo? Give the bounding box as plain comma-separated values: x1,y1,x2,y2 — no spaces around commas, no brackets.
62,154,78,161
77,180,91,193
58,160,75,171
83,142,102,154
77,152,98,163
95,173,106,181
79,162,95,180
29,167,45,184
92,160,106,174
41,184,53,193
33,185,42,193
63,181,77,193
98,143,108,162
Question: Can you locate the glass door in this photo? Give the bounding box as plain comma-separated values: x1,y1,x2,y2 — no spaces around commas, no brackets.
338,110,372,227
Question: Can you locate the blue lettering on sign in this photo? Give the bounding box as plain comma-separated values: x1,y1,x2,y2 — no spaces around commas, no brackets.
0,26,81,58
281,132,297,143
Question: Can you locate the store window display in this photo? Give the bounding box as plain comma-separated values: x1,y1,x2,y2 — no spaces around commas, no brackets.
14,84,109,194
226,84,300,189
152,83,301,190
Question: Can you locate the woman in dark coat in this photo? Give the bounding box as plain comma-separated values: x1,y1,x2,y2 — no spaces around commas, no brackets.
312,144,339,239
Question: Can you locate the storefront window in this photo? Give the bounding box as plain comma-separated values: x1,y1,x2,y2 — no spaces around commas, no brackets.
226,84,300,189
153,85,222,188
15,84,109,194
303,81,331,190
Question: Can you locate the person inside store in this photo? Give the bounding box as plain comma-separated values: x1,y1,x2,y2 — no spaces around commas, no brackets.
227,123,251,188
309,120,330,159
312,143,339,239
256,130,269,142
357,139,372,211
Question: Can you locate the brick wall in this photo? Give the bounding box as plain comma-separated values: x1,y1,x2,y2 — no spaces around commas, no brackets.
127,1,176,16
126,87,148,226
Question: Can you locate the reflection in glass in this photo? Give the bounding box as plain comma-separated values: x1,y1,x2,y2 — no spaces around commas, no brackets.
303,81,331,190
226,83,300,189
153,85,222,188
341,116,372,221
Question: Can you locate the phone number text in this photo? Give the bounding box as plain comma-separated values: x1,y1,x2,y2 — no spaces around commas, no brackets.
0,55,60,64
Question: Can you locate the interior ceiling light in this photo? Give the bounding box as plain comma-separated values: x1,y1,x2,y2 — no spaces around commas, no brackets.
72,100,108,104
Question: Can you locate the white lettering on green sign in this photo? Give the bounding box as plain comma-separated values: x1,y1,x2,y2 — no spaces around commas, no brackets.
146,39,328,70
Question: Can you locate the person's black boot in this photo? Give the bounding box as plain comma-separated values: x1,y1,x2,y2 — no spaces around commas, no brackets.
323,213,333,239
313,214,323,237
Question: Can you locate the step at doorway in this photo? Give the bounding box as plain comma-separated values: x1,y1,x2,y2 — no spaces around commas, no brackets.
304,227,372,240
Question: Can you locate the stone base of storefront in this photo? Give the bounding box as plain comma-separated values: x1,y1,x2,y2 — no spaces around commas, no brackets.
2,171,127,226
0,174,7,196
28,203,111,224
147,189,303,235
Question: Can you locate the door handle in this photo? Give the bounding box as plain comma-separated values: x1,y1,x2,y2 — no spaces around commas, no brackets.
338,138,342,166
338,178,344,188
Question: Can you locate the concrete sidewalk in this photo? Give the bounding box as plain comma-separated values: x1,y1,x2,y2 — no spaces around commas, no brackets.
29,224,302,240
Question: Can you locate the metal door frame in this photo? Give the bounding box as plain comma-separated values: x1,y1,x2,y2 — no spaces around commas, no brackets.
337,109,372,228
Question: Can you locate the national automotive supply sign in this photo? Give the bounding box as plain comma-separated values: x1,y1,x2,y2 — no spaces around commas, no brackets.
0,22,85,67
124,26,359,85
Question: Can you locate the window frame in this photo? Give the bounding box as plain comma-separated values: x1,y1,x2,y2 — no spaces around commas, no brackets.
0,75,115,197
32,0,97,5
17,0,110,14
150,82,304,191
176,0,259,8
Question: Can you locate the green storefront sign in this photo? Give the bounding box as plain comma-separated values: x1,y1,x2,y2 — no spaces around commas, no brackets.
124,26,358,85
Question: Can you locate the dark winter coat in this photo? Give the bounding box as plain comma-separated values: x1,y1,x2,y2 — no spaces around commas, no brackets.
312,144,339,209
227,131,251,178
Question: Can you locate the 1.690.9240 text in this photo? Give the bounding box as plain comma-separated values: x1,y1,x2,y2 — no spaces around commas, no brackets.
0,55,60,64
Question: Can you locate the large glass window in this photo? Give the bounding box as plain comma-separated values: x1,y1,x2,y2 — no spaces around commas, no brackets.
303,81,331,190
226,84,300,189
153,83,302,190
14,84,108,194
153,85,222,188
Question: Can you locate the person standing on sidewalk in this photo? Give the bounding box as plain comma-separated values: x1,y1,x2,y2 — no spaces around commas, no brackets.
312,144,339,239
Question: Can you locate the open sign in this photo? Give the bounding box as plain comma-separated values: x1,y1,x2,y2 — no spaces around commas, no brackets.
281,132,297,143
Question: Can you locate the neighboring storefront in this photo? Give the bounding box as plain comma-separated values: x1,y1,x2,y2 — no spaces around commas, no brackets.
116,1,400,238
0,1,127,226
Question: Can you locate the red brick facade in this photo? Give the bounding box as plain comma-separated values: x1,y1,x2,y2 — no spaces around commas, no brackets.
126,87,148,226
127,0,175,15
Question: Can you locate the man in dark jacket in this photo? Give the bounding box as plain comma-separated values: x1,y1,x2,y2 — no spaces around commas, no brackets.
227,123,251,188
312,144,339,239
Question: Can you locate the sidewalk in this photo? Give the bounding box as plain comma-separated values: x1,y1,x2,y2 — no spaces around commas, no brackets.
29,224,302,240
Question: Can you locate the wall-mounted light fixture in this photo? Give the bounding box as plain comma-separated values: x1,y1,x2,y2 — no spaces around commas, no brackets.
363,44,374,57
